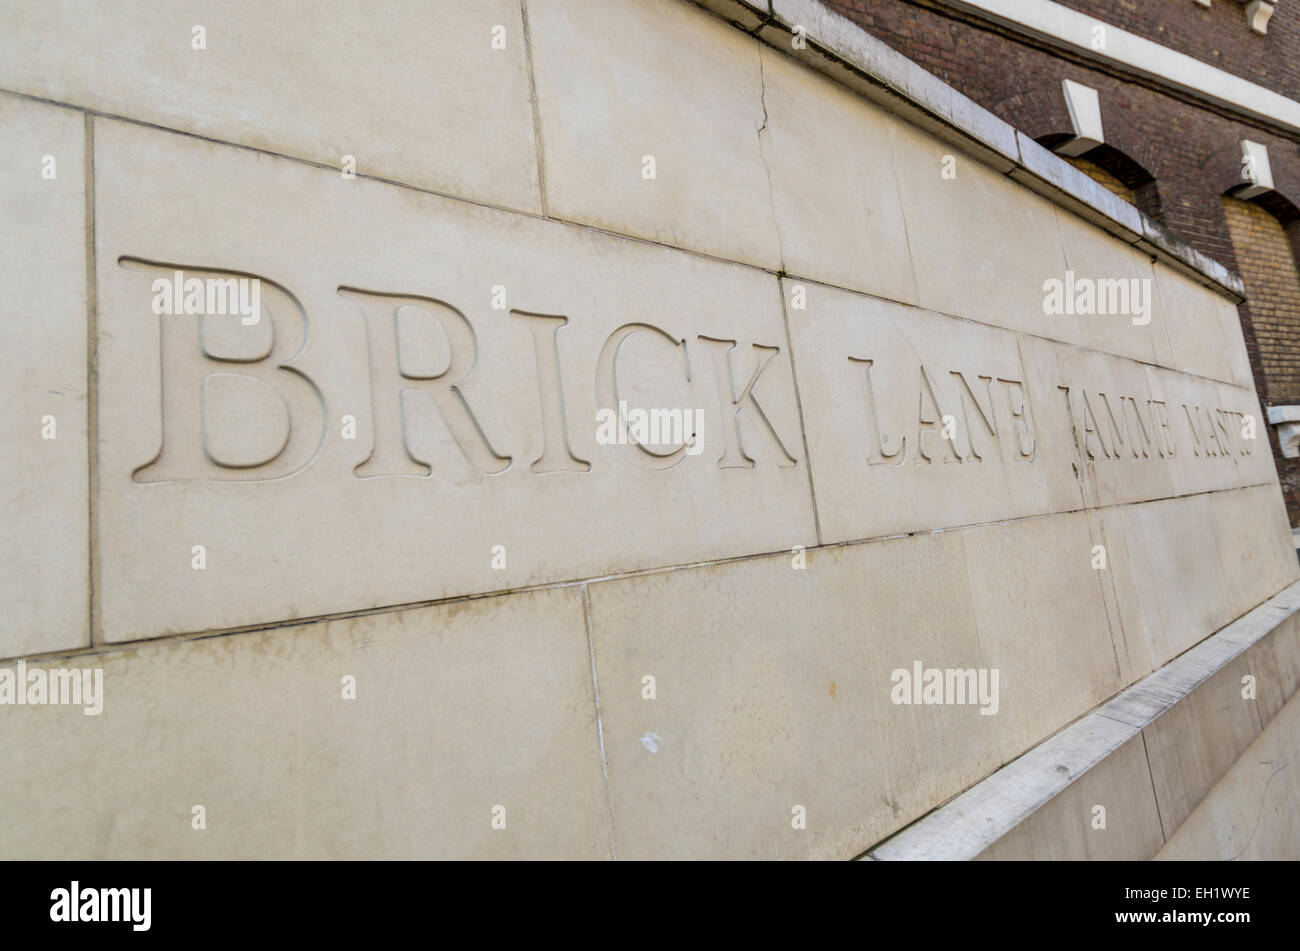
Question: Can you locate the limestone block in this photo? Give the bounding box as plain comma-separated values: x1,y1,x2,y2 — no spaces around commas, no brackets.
92,118,814,642
0,93,88,658
0,0,542,213
526,0,781,268
1052,207,1169,367
1139,653,1263,839
1091,505,1157,684
1016,335,1176,510
756,44,917,304
889,118,1078,343
1152,262,1234,384
786,283,1075,543
1218,296,1257,391
1218,380,1277,488
961,510,1130,762
1245,611,1300,723
1141,365,1255,499
586,534,1000,859
786,278,1277,555
1209,483,1300,623
0,587,609,859
1012,337,1270,509
1116,493,1234,668
1157,689,1300,860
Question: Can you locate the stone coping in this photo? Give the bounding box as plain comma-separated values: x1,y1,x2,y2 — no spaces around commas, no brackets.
691,0,1247,303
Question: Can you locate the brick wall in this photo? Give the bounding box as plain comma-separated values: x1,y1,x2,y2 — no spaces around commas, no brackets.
1226,198,1300,402
1224,196,1300,522
1051,0,1300,93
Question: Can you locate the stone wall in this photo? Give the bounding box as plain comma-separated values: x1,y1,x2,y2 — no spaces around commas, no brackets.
1,0,1296,858
826,0,1300,525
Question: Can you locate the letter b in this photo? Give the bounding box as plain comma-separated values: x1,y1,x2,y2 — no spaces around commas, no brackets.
124,259,324,483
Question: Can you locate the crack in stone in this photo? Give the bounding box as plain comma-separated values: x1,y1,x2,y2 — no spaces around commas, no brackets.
1228,755,1291,860
755,47,786,270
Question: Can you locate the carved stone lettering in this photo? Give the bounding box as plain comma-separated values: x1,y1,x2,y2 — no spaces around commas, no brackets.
123,258,325,483
340,287,511,479
853,356,1035,467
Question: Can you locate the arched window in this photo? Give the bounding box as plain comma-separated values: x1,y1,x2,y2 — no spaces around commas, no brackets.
1036,135,1163,223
